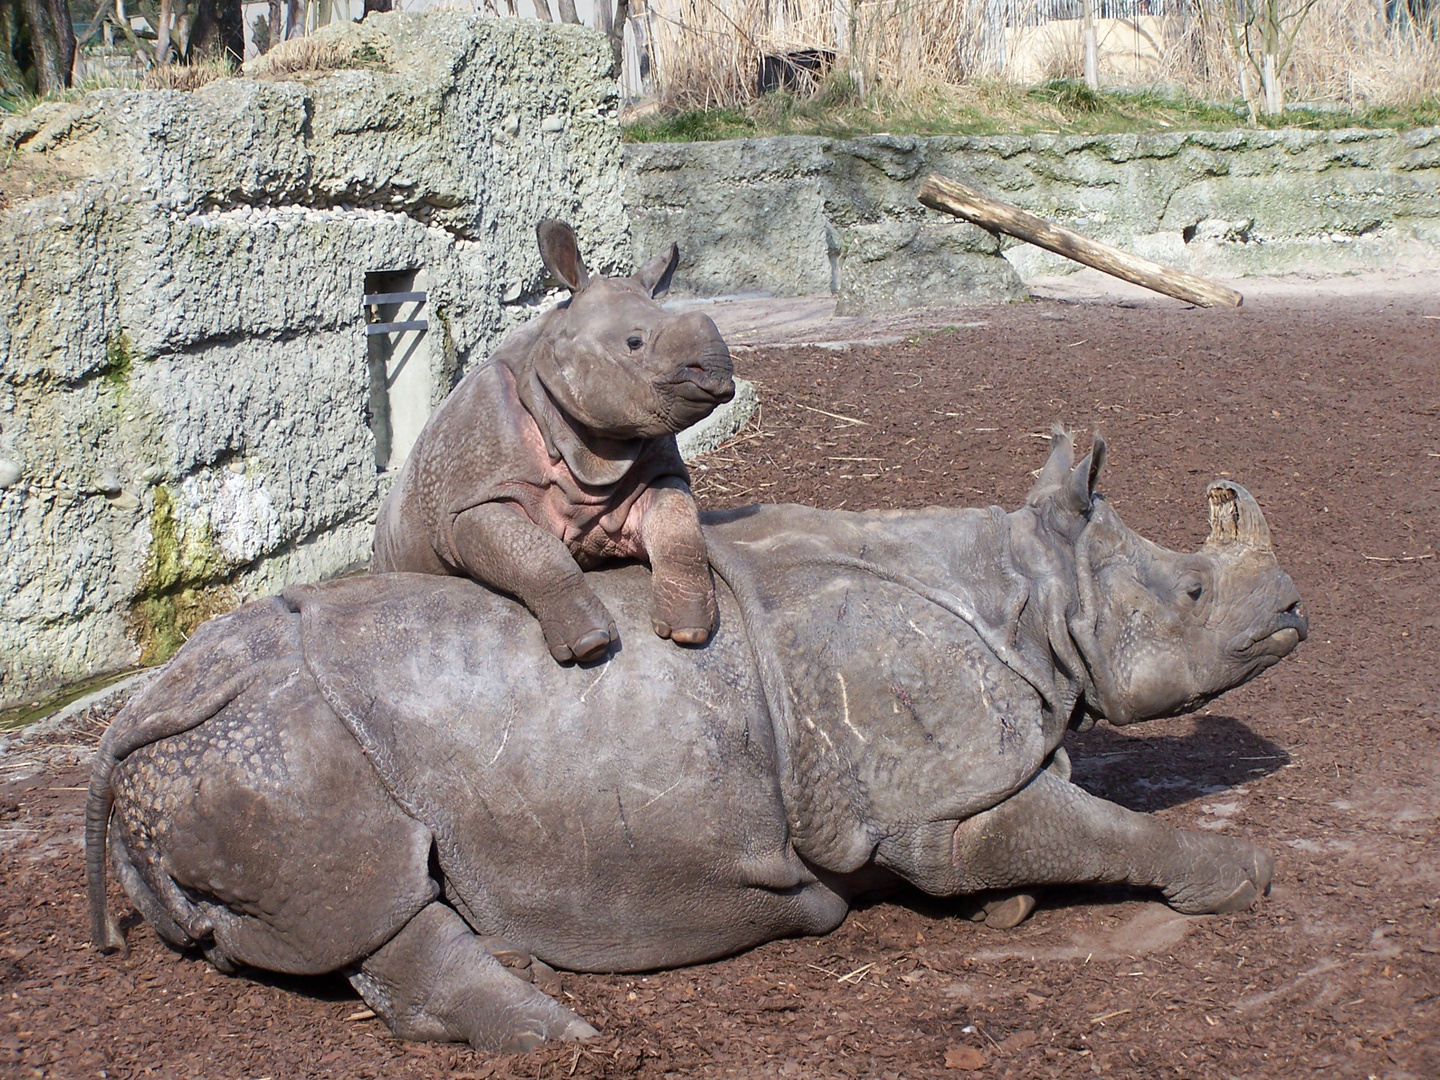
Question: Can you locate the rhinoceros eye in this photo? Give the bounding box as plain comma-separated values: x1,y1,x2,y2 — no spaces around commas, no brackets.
1186,583,1204,602
626,335,644,351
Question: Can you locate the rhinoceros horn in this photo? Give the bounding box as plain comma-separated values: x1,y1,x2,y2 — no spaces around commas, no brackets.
1202,481,1274,559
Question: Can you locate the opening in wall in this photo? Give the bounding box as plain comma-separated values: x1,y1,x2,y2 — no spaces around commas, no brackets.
365,269,432,472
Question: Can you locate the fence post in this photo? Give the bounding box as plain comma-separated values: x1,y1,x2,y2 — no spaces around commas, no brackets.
1082,0,1100,89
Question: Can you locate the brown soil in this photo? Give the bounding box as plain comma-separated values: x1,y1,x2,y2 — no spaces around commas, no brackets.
4,289,1439,1080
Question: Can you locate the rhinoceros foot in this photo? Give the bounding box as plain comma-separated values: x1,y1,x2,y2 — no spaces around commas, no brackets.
982,892,1039,929
642,483,719,647
648,571,717,645
959,891,1039,929
1161,835,1275,915
532,586,617,664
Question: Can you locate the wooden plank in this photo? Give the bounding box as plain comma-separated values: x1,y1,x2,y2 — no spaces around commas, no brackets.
917,173,1243,309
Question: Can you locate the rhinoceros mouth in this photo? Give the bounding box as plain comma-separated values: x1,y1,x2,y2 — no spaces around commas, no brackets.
1237,602,1308,658
660,361,736,408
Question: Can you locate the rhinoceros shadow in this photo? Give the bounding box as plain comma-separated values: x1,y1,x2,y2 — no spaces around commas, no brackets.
1063,714,1290,814
882,715,1290,923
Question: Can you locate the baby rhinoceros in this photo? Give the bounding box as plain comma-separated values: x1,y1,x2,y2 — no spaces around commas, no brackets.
372,220,735,663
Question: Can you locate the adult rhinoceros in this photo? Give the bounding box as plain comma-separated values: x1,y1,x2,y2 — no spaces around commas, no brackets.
87,431,1306,1053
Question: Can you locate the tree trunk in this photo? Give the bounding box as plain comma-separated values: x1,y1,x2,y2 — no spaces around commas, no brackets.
1080,0,1099,90
11,0,76,93
76,0,115,47
1225,0,1258,124
155,0,172,63
608,0,627,73
0,1,28,97
531,0,552,21
628,0,652,95
189,0,242,63
557,0,579,24
1260,52,1282,115
1260,0,1282,116
919,173,1244,309
266,0,280,48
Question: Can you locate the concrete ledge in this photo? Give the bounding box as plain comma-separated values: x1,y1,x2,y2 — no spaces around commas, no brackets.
677,378,758,462
0,14,628,707
623,128,1440,307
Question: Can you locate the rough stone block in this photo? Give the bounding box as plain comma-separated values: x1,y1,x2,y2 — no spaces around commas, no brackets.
0,14,628,706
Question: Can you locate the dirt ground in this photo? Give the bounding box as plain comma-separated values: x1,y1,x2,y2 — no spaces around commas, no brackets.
3,284,1438,1080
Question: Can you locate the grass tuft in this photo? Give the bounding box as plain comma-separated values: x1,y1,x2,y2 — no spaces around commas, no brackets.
625,78,1440,142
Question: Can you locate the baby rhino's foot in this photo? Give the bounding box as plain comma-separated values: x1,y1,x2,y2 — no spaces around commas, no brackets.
559,626,616,664
534,587,618,664
651,574,718,648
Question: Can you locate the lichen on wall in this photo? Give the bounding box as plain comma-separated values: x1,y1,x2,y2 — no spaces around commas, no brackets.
0,13,630,707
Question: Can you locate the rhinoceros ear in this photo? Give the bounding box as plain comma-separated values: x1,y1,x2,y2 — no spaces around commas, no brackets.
537,219,591,293
1059,434,1107,515
633,242,680,298
1026,423,1075,507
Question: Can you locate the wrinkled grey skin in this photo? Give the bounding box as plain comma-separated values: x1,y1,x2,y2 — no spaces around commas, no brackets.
87,431,1307,1054
372,220,735,663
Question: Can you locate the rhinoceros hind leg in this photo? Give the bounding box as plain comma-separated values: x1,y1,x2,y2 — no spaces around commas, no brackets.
352,903,597,1053
951,769,1274,916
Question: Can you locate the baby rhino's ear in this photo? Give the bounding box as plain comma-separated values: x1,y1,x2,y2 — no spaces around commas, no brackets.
537,219,591,293
632,242,679,298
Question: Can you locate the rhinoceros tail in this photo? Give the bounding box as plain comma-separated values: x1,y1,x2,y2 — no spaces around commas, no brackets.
85,748,129,953
86,599,294,953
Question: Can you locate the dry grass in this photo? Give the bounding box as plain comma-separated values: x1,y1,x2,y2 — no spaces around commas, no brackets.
143,57,236,92
640,0,1440,113
240,26,392,78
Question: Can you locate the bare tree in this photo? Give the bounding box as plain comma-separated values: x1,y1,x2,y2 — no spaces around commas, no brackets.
557,0,580,23
189,0,243,64
628,0,655,95
532,0,553,21
608,0,628,70
1,0,76,94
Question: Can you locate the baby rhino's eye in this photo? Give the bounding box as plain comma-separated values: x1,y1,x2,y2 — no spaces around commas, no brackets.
626,335,644,351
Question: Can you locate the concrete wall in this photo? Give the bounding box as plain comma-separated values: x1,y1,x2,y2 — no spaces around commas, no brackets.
0,14,628,707
623,127,1440,309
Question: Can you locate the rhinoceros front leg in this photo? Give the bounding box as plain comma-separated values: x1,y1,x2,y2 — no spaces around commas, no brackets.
950,768,1274,915
452,503,616,663
351,903,597,1054
639,481,717,646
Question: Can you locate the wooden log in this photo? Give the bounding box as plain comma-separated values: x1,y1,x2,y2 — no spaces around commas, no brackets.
918,173,1243,309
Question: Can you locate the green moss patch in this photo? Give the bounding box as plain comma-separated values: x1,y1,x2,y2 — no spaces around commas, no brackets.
127,484,239,666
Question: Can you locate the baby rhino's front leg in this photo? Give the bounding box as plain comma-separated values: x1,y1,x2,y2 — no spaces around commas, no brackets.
452,504,616,663
639,480,718,646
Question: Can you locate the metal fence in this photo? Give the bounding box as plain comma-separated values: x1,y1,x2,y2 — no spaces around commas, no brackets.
1001,0,1193,25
